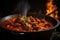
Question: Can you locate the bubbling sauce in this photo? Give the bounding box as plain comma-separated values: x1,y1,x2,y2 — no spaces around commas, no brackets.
1,16,53,32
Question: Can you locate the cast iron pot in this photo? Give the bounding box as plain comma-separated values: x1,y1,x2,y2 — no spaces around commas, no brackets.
0,14,59,40
0,14,59,34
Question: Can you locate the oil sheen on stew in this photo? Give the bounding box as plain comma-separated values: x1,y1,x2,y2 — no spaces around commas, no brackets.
1,16,53,32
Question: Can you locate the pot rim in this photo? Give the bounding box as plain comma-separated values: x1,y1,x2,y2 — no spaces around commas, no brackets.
0,14,59,33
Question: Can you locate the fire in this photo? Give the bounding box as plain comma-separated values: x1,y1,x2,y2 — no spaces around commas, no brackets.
46,0,58,19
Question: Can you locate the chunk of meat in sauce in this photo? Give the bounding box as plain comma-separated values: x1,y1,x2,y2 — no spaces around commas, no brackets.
44,24,51,27
20,22,29,31
32,24,39,31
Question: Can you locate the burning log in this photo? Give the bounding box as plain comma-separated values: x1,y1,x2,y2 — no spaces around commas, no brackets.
46,0,58,19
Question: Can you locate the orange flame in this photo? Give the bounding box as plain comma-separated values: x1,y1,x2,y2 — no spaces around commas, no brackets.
46,0,58,19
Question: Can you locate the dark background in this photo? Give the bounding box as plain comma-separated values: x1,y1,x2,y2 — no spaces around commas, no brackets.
0,0,60,17
0,0,60,40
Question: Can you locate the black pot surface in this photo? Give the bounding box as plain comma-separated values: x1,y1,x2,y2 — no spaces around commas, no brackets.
0,14,59,40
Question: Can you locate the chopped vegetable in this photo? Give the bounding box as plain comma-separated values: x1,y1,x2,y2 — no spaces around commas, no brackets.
23,17,28,22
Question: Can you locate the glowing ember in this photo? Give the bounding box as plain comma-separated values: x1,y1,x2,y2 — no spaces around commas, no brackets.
46,0,58,19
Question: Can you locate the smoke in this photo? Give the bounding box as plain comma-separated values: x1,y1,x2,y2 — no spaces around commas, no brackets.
15,0,30,17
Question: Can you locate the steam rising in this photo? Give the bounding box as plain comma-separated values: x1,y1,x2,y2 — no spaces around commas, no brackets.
15,1,30,17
